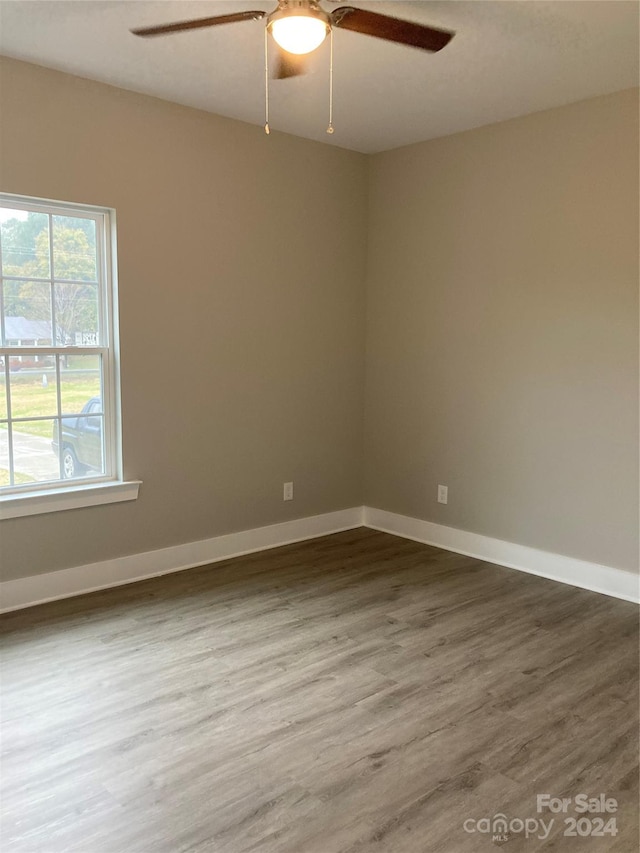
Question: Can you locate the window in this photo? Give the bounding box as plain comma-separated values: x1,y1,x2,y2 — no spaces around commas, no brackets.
0,193,138,518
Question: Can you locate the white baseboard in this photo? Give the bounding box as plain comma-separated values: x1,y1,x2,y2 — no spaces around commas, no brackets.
2,505,637,613
364,506,640,604
0,507,364,613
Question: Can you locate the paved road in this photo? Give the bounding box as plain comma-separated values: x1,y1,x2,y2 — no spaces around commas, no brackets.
0,428,61,481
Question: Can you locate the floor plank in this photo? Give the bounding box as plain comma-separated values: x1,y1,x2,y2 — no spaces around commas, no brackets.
1,528,637,852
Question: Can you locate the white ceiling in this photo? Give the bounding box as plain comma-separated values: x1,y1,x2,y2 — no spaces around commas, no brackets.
0,0,638,153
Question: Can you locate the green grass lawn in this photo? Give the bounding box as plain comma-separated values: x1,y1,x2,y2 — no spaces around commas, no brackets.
1,378,100,438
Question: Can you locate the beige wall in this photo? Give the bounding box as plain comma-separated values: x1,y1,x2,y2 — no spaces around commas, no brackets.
0,58,368,581
364,89,639,571
1,59,638,583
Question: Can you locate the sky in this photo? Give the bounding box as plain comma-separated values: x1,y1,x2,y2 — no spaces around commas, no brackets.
0,208,28,224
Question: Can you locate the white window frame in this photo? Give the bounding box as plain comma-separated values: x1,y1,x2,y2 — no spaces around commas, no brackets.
0,193,139,519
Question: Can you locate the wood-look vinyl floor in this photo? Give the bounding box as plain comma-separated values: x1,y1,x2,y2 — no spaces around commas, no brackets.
0,528,638,853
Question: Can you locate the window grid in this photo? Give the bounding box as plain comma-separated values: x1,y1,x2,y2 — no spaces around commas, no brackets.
0,195,118,494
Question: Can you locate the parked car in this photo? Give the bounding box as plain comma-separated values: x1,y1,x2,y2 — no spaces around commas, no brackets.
52,397,103,478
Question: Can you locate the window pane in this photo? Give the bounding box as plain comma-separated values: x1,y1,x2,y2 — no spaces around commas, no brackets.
3,280,53,346
52,215,97,282
0,425,11,487
54,282,99,346
0,209,50,278
0,424,16,487
8,366,58,420
60,354,101,415
56,412,105,480
11,419,60,483
0,366,7,420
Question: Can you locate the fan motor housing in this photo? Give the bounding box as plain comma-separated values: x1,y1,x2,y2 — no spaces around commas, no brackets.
267,0,331,32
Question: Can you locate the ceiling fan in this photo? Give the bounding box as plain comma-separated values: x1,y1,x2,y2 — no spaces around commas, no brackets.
131,1,454,132
131,1,454,78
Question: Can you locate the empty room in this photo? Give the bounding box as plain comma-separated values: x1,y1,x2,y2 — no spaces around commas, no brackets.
0,1,638,851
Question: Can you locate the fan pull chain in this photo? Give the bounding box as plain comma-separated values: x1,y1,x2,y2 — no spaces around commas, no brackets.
327,28,334,134
264,27,270,134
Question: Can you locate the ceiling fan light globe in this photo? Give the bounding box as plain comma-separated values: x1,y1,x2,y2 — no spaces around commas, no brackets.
270,16,328,55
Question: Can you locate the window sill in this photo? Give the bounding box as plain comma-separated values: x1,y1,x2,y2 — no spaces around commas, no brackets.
0,480,141,520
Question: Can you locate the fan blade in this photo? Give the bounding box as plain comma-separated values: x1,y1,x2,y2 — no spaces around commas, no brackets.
273,49,309,79
131,11,266,38
330,7,453,52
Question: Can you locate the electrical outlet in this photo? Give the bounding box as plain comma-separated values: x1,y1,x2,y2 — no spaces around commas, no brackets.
283,481,294,501
437,484,448,504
